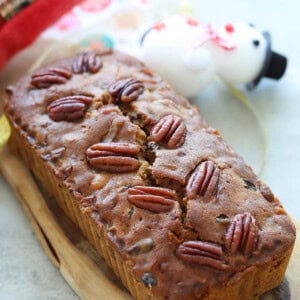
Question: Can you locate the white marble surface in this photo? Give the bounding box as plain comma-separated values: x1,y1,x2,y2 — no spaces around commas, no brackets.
1,0,300,299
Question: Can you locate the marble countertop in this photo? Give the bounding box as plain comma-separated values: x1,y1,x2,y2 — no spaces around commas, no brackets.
1,0,299,299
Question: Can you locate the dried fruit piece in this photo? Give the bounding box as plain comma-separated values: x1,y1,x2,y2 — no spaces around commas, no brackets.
275,207,286,215
186,161,220,199
79,195,96,213
31,67,72,88
72,52,102,74
259,183,275,202
48,95,93,121
141,272,157,288
127,207,135,220
177,241,227,271
53,166,73,180
86,142,140,172
5,85,15,95
215,214,230,224
243,179,257,191
128,186,176,213
127,238,154,255
42,147,66,161
150,115,187,148
108,77,144,103
225,212,258,256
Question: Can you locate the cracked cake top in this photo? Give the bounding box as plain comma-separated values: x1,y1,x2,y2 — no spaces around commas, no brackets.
3,50,296,300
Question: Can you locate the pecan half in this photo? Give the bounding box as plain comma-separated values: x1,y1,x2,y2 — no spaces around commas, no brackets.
225,212,258,256
186,161,220,199
108,77,144,103
86,142,140,172
72,52,102,74
177,241,227,271
48,95,93,121
127,186,176,213
31,67,72,89
150,115,187,148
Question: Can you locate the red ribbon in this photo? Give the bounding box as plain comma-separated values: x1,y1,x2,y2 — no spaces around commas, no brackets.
0,0,83,70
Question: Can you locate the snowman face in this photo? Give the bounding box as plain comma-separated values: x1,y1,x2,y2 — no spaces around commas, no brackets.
212,23,269,84
141,15,215,97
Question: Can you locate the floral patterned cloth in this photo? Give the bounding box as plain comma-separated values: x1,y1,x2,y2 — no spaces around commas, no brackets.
43,0,195,58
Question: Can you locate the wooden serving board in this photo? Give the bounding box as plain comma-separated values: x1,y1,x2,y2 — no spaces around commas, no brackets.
0,148,299,300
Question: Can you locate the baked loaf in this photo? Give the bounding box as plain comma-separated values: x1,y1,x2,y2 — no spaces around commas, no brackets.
3,50,295,299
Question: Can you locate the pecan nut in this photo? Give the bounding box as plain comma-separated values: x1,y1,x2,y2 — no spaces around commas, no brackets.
72,52,102,74
48,95,93,121
177,240,227,271
186,161,220,199
127,186,176,212
150,115,187,148
224,212,258,256
31,67,72,88
86,142,140,172
108,77,144,103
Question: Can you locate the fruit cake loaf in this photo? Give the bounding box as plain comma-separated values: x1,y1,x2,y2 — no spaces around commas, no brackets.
3,50,296,300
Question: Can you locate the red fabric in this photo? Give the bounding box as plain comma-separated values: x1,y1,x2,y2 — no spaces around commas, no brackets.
0,0,83,70
0,17,5,28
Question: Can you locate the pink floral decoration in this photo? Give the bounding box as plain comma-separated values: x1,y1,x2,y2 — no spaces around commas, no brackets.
55,12,80,31
79,0,112,12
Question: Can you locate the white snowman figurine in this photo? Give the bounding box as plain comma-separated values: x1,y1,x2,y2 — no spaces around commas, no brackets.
140,15,287,98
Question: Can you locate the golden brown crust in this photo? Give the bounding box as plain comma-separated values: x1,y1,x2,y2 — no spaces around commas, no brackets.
3,50,296,299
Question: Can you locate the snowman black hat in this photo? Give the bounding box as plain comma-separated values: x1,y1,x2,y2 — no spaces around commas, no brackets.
248,31,287,89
